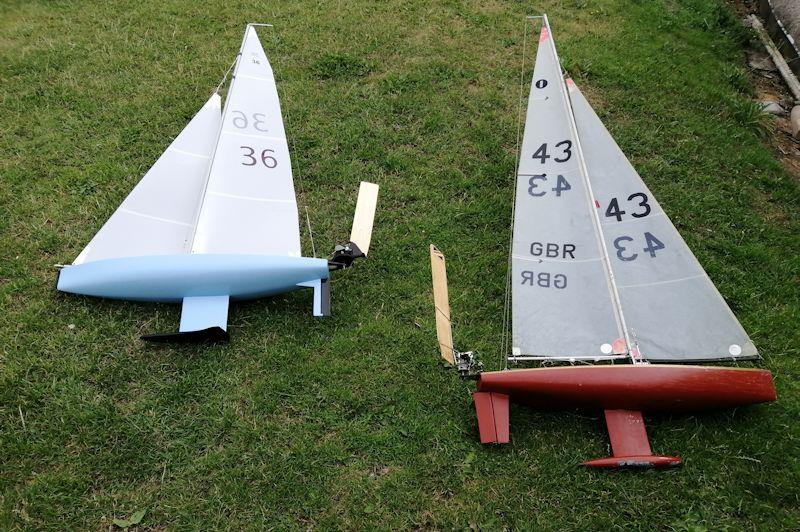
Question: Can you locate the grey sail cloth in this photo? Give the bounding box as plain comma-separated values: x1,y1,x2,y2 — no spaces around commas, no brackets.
511,27,626,361
568,80,758,362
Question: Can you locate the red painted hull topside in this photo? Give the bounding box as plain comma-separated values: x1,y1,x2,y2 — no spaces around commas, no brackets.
476,365,776,413
471,365,775,468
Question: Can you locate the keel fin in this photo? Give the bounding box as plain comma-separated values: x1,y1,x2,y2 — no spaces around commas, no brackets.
583,410,682,469
474,392,510,444
430,245,455,365
141,295,230,343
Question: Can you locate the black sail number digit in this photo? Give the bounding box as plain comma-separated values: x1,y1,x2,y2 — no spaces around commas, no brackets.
261,149,277,168
643,232,665,257
232,111,248,129
628,192,651,218
528,174,546,197
553,140,572,163
613,236,637,261
252,113,268,132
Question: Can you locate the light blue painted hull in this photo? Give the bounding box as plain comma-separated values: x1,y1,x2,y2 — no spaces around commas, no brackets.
56,254,330,303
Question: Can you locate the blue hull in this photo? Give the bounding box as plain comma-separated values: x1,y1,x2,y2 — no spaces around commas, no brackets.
56,254,330,303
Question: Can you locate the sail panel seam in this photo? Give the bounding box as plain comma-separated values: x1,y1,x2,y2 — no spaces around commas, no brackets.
167,147,211,159
119,208,193,227
207,190,296,204
236,73,275,82
511,254,603,264
220,130,287,141
617,273,705,290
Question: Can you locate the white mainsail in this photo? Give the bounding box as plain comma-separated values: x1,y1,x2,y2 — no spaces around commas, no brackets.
190,26,301,257
511,27,626,360
567,80,757,361
73,94,222,264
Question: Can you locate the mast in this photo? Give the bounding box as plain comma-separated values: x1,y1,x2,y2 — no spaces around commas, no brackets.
541,15,637,364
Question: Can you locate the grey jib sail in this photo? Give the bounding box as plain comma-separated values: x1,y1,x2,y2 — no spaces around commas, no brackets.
567,80,757,362
510,22,757,362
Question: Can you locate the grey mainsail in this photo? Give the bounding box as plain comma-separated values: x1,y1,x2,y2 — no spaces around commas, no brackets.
511,26,626,361
567,80,757,361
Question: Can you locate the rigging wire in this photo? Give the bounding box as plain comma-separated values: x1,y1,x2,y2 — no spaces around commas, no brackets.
214,57,237,95
500,17,534,371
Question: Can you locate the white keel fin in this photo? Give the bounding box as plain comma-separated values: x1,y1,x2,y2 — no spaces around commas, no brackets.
142,295,230,343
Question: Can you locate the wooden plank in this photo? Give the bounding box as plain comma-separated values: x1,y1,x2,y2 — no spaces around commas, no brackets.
349,182,379,255
749,15,800,101
430,244,455,364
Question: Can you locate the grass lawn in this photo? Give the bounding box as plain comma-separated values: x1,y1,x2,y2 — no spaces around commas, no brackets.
1,0,799,529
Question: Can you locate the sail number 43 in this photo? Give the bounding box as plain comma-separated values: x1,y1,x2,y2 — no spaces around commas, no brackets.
528,174,571,197
532,140,572,163
613,232,665,261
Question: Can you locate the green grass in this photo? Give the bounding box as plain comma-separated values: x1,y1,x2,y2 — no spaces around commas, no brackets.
1,0,799,529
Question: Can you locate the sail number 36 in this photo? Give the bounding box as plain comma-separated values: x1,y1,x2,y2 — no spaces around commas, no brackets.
240,146,278,168
231,111,268,132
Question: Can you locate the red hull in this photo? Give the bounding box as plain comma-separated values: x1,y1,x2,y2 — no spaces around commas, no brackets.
472,365,776,469
477,365,775,412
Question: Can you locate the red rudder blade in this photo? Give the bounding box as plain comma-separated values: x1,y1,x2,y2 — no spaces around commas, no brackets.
474,392,510,444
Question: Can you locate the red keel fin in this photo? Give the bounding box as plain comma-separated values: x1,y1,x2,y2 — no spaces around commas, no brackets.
583,409,682,469
474,392,510,444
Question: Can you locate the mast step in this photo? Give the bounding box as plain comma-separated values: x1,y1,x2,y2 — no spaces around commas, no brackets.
474,392,510,444
583,409,681,469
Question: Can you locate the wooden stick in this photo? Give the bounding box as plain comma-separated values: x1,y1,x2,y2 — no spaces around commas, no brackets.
748,15,800,102
349,182,379,255
430,245,455,365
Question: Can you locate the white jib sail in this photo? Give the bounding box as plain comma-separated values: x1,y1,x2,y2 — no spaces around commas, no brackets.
510,26,626,361
190,26,301,257
73,94,222,264
568,80,758,361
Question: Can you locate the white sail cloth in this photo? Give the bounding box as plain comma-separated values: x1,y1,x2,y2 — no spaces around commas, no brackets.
511,24,757,362
73,94,221,264
190,26,301,257
74,26,302,265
